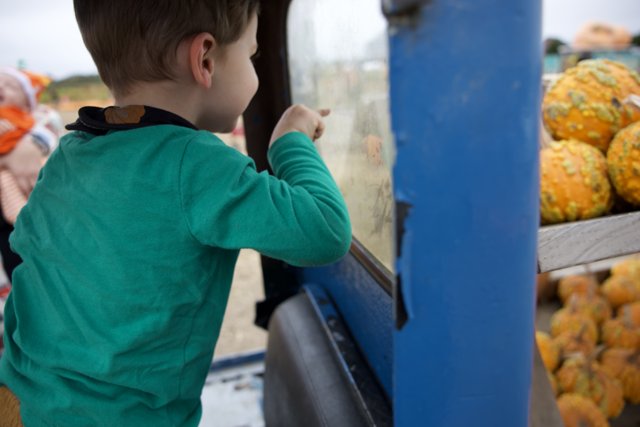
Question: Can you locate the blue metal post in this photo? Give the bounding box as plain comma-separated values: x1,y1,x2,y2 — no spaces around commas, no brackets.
388,1,542,426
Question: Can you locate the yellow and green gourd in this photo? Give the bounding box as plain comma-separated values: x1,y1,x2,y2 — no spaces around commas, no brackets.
543,59,640,152
540,140,612,224
607,121,640,206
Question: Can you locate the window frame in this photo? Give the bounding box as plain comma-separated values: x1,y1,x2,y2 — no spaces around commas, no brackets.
244,0,395,315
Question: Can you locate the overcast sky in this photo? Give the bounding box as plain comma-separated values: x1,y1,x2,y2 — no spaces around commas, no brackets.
1,0,639,80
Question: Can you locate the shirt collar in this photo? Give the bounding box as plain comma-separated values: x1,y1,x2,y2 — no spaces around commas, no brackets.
65,105,198,135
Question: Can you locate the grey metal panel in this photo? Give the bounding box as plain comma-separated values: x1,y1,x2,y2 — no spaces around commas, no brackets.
263,293,369,427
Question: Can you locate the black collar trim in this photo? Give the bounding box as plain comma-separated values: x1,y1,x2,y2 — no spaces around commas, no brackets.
65,105,198,135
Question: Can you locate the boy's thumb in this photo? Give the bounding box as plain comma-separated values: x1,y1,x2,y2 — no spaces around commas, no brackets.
318,108,331,117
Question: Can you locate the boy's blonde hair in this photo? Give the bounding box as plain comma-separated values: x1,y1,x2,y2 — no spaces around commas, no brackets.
74,0,260,96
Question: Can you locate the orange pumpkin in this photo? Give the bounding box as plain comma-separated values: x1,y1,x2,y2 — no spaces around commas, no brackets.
600,348,640,404
537,331,561,372
607,121,640,206
600,275,640,309
554,329,597,359
556,356,625,418
556,356,592,394
600,348,629,378
567,293,612,327
550,306,599,343
558,274,600,304
540,140,612,224
543,59,640,152
557,393,610,427
601,316,640,350
611,257,640,282
593,369,625,418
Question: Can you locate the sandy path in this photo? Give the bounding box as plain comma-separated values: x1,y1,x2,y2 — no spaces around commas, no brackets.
215,249,267,357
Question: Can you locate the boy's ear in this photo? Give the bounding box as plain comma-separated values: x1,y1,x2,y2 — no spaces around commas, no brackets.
189,32,217,89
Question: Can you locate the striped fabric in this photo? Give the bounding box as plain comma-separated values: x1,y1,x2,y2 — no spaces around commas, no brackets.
0,171,26,225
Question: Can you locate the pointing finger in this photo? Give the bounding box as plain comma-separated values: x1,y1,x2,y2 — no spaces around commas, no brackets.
314,120,325,141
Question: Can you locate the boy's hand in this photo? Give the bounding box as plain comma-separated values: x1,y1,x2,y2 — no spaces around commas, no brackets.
270,104,330,147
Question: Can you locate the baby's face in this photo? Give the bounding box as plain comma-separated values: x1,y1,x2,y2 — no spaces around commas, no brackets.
0,73,30,110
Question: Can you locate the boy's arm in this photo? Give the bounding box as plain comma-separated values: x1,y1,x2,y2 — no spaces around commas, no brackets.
179,132,352,267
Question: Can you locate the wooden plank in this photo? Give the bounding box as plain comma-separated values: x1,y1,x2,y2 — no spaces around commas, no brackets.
538,211,640,273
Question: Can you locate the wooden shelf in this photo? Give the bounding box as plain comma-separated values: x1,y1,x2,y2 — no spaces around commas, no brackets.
538,211,640,273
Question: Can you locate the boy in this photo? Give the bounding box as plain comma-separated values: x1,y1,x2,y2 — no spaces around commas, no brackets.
0,1,352,426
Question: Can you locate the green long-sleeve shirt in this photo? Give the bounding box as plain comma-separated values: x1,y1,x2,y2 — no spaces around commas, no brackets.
0,124,351,426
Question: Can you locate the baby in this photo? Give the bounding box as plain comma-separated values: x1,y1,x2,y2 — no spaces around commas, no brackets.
0,68,60,357
0,67,57,224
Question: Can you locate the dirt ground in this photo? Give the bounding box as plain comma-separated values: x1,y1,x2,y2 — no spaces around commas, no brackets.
215,249,267,357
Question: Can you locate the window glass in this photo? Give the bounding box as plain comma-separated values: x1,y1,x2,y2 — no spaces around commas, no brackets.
288,0,394,272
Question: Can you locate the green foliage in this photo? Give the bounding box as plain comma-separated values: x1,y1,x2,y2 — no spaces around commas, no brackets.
40,74,111,103
52,74,104,88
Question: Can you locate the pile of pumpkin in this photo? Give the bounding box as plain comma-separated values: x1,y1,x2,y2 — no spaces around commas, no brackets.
536,257,640,426
541,59,640,224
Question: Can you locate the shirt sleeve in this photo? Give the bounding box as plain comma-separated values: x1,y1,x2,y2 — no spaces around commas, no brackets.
179,131,352,267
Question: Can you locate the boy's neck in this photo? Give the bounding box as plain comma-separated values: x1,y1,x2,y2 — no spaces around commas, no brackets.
114,81,201,128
